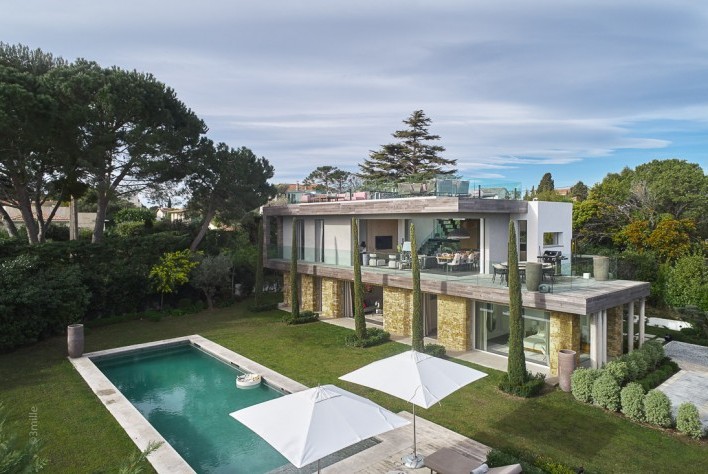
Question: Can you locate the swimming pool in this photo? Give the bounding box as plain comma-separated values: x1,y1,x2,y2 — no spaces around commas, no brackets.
93,343,289,473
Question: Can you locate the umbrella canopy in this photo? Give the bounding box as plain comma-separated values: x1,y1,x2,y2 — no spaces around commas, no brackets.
340,349,487,408
339,349,487,468
230,384,409,469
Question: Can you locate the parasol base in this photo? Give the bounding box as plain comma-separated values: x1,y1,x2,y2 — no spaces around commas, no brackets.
403,453,425,469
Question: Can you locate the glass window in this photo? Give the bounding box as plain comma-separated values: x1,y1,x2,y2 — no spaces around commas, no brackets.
543,232,563,246
475,302,549,366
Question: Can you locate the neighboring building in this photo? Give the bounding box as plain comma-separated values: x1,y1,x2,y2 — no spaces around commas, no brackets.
156,207,186,222
2,202,97,229
262,178,649,376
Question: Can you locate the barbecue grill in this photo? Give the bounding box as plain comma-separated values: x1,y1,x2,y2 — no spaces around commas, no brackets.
538,250,567,275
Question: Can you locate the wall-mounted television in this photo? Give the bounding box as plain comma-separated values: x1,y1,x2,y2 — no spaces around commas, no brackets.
375,235,393,250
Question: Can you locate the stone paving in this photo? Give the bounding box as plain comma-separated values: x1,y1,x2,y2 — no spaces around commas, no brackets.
658,341,708,428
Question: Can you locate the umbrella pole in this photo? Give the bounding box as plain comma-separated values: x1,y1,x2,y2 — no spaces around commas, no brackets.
317,458,320,473
403,403,424,468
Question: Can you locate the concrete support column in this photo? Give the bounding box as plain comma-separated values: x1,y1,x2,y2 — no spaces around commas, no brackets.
590,312,599,369
320,278,343,318
638,298,646,347
627,301,635,353
437,295,470,351
601,309,608,365
383,287,413,336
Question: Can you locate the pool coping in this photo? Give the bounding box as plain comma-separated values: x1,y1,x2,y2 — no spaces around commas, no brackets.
69,334,308,474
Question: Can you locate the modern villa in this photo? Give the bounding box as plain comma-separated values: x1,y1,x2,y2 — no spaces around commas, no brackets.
262,179,650,376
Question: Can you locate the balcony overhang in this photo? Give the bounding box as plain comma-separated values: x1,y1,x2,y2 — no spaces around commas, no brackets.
262,196,528,217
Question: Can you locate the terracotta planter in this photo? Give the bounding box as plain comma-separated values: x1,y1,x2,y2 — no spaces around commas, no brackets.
67,324,84,358
525,262,542,291
558,349,576,392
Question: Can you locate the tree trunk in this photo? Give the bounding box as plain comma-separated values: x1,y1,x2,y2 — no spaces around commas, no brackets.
190,206,216,252
254,217,264,306
69,195,78,240
0,205,19,238
92,187,110,243
12,183,39,244
205,292,214,311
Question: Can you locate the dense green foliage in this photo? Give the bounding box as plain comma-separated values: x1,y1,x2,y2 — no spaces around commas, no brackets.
424,343,447,358
591,372,621,411
411,222,424,351
286,310,319,325
149,249,200,309
352,219,366,340
571,368,601,403
0,255,89,351
603,360,629,385
191,254,232,310
0,402,47,473
343,327,391,347
676,403,705,439
113,208,155,225
620,382,645,422
498,371,545,398
359,110,456,183
643,389,674,428
302,166,352,193
504,220,527,389
665,253,708,310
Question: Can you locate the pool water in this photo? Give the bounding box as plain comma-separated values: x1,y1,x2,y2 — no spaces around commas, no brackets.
94,344,289,473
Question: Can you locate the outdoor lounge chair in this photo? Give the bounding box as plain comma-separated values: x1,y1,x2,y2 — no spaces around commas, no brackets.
492,264,507,284
424,447,522,474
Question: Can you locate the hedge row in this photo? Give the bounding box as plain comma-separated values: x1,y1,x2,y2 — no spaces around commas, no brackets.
570,341,704,438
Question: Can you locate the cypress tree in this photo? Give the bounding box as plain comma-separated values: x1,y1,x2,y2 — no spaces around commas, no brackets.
352,219,366,340
254,217,264,306
289,218,300,320
411,222,424,351
506,219,527,385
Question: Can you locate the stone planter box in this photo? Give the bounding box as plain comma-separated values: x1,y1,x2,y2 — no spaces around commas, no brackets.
558,349,577,392
67,323,84,358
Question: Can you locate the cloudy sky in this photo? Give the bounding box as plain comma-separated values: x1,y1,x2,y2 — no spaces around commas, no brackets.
3,0,707,190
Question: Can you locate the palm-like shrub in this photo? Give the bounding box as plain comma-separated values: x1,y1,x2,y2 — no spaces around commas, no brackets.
643,389,673,428
592,372,621,411
571,368,601,403
620,382,645,421
676,403,704,439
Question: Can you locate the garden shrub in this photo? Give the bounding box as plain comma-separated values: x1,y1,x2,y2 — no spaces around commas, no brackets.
286,310,320,325
676,402,705,439
643,389,673,428
592,372,621,411
637,359,679,392
641,340,665,369
571,368,601,403
604,360,629,385
424,344,447,358
620,382,645,422
627,350,650,379
344,327,391,348
114,208,155,225
499,372,545,398
665,253,708,311
0,255,89,351
249,302,279,312
486,448,573,474
113,221,148,237
191,254,232,309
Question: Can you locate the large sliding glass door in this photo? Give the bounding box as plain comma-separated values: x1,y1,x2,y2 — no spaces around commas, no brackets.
474,302,550,366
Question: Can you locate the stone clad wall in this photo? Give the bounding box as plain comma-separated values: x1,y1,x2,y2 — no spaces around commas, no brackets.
606,306,624,358
321,277,343,318
549,311,581,376
301,274,316,312
437,295,470,351
384,287,412,336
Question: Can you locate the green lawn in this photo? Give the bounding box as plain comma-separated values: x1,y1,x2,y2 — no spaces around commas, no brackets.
1,299,706,473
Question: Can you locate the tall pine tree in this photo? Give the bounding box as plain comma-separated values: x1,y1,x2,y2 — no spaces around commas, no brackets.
359,110,456,182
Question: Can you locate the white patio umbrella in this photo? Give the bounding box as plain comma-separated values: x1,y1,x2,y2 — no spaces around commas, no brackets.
230,384,409,472
340,349,487,468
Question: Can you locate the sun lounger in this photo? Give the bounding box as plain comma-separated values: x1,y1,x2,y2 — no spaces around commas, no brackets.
424,447,522,474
